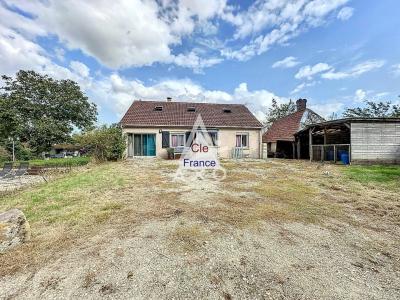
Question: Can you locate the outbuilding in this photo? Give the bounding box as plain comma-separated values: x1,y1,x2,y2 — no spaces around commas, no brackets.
262,99,325,158
295,118,400,164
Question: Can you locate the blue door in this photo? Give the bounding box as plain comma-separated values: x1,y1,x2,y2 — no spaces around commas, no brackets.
133,134,156,156
146,134,156,156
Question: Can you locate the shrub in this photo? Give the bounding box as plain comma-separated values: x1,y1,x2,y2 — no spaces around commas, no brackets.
75,124,126,162
0,157,91,168
166,148,174,159
0,146,10,162
17,143,34,161
3,140,34,161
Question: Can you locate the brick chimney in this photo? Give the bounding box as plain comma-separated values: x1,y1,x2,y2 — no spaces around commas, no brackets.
296,98,307,111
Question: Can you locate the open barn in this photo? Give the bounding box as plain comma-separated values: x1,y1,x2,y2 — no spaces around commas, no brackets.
262,99,325,158
295,118,400,164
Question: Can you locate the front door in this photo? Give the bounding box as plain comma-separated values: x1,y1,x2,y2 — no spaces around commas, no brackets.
133,134,156,156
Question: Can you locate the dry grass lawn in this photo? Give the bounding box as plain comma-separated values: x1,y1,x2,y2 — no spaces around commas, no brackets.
0,159,399,299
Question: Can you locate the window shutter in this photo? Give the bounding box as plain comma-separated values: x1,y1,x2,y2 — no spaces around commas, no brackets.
185,131,191,147
162,131,170,148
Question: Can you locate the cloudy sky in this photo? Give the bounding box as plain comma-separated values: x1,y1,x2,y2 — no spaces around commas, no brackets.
1,0,399,123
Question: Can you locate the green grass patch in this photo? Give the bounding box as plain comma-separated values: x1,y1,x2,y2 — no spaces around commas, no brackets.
1,156,91,168
0,162,126,226
343,165,400,184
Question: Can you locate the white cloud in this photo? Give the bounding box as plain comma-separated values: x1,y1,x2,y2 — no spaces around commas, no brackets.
272,56,300,68
0,24,93,90
290,81,316,94
322,59,385,80
0,25,48,76
54,48,65,61
309,102,344,118
3,0,227,71
337,7,354,20
222,0,349,61
91,74,287,121
222,22,300,61
2,0,353,70
172,51,222,73
70,61,90,78
303,0,348,19
291,83,307,95
354,89,366,102
31,0,176,68
0,3,45,37
375,92,389,98
295,63,331,80
179,0,227,20
391,64,400,76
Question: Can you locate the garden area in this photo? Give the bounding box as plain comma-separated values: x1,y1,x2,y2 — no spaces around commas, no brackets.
0,159,399,299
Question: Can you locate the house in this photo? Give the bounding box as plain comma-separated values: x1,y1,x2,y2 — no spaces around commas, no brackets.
262,99,325,158
295,118,400,164
120,99,263,159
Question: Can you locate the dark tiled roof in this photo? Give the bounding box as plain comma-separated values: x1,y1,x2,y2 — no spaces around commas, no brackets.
262,110,306,143
120,100,263,128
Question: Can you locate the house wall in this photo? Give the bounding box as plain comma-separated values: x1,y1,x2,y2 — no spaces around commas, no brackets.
351,122,400,163
122,127,262,159
218,128,261,158
123,127,168,158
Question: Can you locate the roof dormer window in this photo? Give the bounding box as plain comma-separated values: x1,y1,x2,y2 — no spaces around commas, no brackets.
154,106,163,111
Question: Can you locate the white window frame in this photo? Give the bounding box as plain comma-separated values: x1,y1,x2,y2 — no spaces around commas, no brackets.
170,132,185,148
236,132,249,149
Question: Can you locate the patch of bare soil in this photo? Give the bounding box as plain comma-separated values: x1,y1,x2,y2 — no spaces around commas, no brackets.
0,159,399,299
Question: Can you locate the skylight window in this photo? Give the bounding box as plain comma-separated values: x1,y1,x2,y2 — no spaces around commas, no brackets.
223,108,232,113
187,107,196,112
154,106,163,111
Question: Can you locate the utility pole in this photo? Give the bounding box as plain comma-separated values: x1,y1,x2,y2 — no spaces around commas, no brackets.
8,137,19,162
12,138,15,162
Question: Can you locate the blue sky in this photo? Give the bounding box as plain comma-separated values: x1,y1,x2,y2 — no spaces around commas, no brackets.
1,0,399,124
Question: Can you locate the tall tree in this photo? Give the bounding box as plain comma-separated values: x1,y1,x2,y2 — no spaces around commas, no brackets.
264,98,296,127
343,99,400,118
0,70,97,155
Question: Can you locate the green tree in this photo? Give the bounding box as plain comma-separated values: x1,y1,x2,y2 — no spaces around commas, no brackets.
343,99,400,118
0,70,97,156
74,124,126,162
264,98,296,127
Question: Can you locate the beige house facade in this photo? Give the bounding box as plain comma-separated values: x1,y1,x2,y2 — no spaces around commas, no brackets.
122,127,262,159
120,100,263,159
